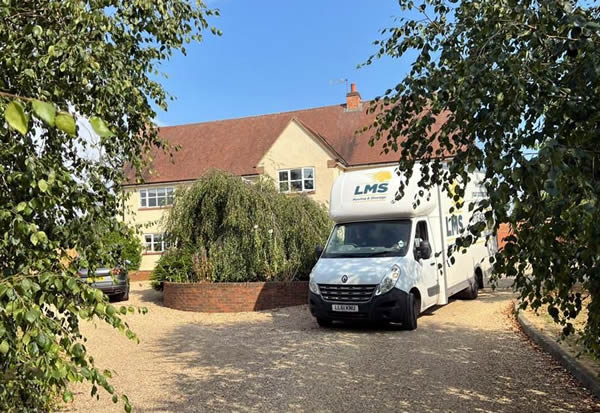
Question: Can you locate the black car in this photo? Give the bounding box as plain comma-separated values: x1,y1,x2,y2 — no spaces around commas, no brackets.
78,265,130,302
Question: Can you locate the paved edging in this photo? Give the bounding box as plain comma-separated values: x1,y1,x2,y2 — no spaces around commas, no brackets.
515,303,600,399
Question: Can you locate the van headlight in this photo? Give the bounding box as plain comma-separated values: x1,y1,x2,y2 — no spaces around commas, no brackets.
375,265,401,296
309,278,320,295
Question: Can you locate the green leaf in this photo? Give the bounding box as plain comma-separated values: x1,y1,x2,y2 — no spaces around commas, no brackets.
56,112,76,136
90,116,115,137
32,100,56,127
30,233,38,246
4,101,29,135
16,202,27,212
38,179,48,192
62,391,73,403
0,340,9,355
25,309,39,323
36,231,48,244
32,25,43,37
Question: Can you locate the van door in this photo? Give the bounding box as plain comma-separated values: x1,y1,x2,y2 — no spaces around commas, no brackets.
414,220,439,308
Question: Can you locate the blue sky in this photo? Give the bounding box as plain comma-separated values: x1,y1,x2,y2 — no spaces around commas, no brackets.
154,1,413,126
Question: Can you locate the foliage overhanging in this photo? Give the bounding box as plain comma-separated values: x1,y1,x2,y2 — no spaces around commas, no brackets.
0,1,219,411
365,0,600,356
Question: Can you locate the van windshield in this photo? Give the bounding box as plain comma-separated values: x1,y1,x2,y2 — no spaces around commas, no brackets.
322,220,412,258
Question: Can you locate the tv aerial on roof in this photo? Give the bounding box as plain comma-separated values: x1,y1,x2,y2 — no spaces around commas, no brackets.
329,78,349,92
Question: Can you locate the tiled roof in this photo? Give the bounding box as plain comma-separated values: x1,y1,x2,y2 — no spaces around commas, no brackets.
128,102,445,184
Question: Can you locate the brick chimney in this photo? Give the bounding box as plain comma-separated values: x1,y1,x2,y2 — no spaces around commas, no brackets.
345,83,361,111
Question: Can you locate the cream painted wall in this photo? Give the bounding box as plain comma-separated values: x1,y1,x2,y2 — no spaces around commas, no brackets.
257,120,344,205
122,184,190,271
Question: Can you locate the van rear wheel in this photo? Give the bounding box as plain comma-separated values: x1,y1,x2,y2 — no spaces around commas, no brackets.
401,292,419,331
460,278,478,300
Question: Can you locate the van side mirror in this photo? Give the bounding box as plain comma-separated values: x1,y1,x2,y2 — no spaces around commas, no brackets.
314,245,323,260
418,240,432,260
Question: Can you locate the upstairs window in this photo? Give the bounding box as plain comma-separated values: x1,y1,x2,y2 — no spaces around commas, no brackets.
144,233,168,253
140,187,174,208
278,167,314,193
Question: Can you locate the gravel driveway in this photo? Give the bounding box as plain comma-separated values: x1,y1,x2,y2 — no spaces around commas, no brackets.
65,282,599,413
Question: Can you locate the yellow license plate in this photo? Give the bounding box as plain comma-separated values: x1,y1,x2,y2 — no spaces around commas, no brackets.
87,276,109,283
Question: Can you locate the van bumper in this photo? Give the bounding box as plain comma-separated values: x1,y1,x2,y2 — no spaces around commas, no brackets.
308,288,408,323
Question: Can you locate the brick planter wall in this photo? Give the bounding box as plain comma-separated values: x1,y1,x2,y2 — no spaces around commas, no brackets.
163,281,309,313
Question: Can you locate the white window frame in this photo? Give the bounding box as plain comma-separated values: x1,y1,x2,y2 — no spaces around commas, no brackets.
241,175,260,184
139,186,174,208
277,167,315,193
144,233,168,253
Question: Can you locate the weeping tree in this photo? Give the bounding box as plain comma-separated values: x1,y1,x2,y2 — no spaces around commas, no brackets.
0,1,219,411
152,171,332,288
365,0,600,356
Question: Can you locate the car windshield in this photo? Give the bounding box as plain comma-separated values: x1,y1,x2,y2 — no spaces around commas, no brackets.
322,220,412,258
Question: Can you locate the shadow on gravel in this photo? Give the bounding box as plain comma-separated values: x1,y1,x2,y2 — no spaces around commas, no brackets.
145,292,598,413
129,285,164,306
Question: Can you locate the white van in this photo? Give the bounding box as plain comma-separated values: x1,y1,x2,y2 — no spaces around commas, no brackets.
308,165,495,329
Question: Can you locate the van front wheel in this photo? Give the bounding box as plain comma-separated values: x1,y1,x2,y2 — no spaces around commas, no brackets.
316,317,333,328
401,292,419,331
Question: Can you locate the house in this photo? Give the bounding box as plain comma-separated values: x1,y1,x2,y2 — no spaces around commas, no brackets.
122,84,443,275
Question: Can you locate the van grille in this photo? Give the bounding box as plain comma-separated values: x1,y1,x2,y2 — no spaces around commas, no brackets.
318,284,376,303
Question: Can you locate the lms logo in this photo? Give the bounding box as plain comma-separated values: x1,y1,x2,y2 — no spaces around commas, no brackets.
354,170,391,195
354,183,389,195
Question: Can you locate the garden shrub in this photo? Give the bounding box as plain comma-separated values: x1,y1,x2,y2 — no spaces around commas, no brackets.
152,170,332,287
150,247,197,290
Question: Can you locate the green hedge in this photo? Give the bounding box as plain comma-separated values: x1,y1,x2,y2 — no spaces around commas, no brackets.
151,171,332,289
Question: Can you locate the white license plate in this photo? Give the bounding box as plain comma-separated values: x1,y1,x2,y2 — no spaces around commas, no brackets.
332,304,359,312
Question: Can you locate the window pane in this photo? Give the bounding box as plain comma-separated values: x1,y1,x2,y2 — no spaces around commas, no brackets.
304,179,314,190
290,169,302,180
167,193,174,205
148,189,156,198
279,182,289,192
148,197,157,207
279,171,289,182
141,198,147,207
154,234,163,252
157,196,166,206
156,188,166,197
167,187,174,194
303,168,314,179
291,180,303,192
